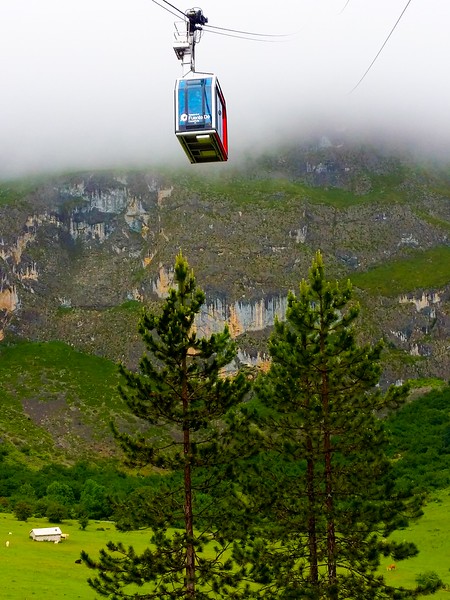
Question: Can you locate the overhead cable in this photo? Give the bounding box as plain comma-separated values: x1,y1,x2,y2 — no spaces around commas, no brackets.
339,0,351,15
150,0,184,20
203,23,295,39
155,0,186,18
202,27,293,43
150,0,295,41
350,0,413,92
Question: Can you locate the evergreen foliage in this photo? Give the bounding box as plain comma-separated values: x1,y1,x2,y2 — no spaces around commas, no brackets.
82,252,250,599
235,251,423,599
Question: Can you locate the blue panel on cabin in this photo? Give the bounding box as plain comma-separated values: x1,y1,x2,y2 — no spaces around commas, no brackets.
177,78,213,131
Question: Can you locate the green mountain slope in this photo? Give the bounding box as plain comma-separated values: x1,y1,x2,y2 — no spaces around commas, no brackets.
0,341,136,466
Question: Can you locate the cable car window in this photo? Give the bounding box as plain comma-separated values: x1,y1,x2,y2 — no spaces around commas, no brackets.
177,78,212,131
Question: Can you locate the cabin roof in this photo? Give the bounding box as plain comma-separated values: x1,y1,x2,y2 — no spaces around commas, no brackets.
29,527,62,536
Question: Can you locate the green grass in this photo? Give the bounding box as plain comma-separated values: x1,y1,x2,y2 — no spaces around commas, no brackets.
385,489,450,598
0,178,47,207
0,513,152,599
0,340,174,468
0,340,120,410
414,209,450,235
407,377,448,391
186,175,407,209
0,515,229,599
0,184,28,207
350,246,450,295
0,341,122,466
0,488,449,599
174,160,450,213
108,299,144,314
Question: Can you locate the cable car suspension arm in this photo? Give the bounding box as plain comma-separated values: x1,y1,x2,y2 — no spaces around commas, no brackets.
173,7,208,75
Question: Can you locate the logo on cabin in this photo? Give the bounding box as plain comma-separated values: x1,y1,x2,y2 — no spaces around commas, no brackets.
187,113,211,124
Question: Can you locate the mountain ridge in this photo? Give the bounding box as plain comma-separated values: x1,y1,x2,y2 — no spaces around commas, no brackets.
1,140,449,382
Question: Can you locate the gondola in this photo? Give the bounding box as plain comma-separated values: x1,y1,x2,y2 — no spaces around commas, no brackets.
173,8,228,164
175,74,228,163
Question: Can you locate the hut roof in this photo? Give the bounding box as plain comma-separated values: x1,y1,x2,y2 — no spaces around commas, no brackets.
30,527,62,536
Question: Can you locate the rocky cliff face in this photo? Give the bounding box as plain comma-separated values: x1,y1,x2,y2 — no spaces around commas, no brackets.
1,142,449,383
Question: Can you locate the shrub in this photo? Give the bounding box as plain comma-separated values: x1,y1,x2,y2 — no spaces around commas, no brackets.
415,571,443,593
46,501,68,523
14,500,34,522
34,498,49,518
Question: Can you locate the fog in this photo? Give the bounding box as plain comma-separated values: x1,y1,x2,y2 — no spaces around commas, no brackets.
1,0,449,178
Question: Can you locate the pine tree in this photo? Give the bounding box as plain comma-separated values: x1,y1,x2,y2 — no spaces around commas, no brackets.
235,251,422,599
82,253,250,599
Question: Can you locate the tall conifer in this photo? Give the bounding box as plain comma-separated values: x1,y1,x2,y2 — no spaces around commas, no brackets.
83,253,250,599
236,251,422,599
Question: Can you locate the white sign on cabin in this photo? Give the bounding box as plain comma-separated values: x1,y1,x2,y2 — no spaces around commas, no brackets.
29,527,62,542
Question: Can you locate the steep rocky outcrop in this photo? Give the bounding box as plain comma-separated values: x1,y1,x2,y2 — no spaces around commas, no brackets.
1,142,449,383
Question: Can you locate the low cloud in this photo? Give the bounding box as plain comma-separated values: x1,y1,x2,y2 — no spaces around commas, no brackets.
1,0,449,178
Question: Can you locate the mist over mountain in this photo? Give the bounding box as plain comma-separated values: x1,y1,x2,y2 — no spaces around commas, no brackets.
2,0,450,179
1,138,449,391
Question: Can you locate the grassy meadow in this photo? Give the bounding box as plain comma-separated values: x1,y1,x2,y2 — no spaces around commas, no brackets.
0,341,122,467
0,515,152,599
385,489,450,598
1,490,449,599
349,246,450,296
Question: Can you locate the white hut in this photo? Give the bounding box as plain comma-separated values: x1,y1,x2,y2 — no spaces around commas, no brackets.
29,527,62,542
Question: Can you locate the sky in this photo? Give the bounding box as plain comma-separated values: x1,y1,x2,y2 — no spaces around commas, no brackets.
1,0,450,178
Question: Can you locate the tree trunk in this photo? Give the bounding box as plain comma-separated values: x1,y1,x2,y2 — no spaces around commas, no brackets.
322,372,337,595
184,441,195,597
182,355,196,598
320,298,337,596
325,428,337,597
306,443,319,584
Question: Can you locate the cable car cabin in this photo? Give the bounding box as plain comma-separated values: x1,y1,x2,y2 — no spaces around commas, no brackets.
175,75,228,164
